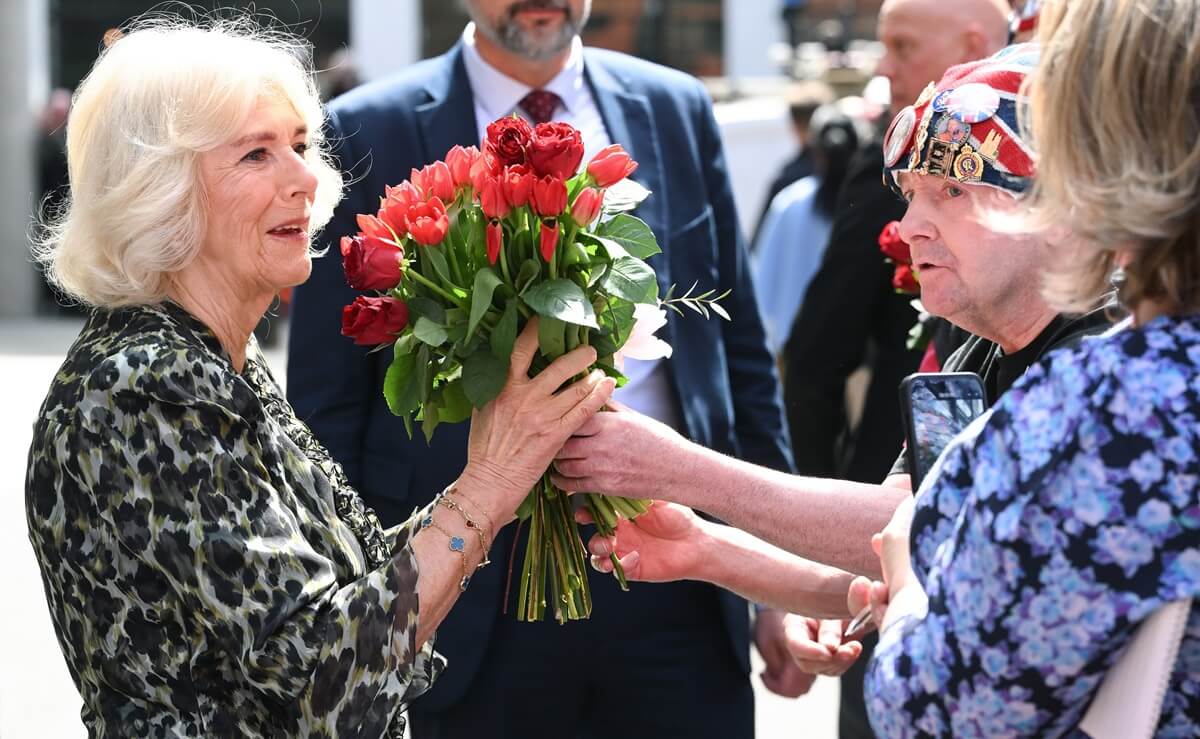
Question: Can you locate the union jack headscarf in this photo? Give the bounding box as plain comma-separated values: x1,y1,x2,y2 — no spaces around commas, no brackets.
882,44,1039,196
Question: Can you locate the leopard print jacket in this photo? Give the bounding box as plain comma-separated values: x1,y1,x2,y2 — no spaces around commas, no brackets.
25,302,443,737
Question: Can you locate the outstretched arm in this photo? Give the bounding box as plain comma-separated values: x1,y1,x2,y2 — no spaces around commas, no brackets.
555,405,910,577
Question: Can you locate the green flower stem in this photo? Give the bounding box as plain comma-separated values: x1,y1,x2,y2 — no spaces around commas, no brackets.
406,268,468,310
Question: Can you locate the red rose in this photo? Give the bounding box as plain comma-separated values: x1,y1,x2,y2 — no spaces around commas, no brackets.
341,233,405,291
586,144,637,187
485,116,532,168
892,263,920,294
878,221,910,263
446,145,481,188
531,175,568,217
539,218,559,262
487,219,503,265
528,121,585,179
341,295,409,346
478,175,511,220
502,164,534,208
420,161,456,203
406,197,449,246
570,187,604,227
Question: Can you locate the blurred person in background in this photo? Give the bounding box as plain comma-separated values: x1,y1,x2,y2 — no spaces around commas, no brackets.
753,101,863,355
286,0,796,736
778,0,1011,733
752,80,835,245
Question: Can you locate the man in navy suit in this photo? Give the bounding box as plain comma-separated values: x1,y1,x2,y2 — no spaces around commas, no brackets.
287,1,795,736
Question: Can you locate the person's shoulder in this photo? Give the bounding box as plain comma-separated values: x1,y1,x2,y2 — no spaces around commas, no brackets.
328,49,459,122
62,306,244,419
585,47,708,101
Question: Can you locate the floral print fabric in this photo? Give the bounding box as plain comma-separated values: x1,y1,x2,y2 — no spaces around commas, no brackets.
867,314,1200,738
25,303,441,737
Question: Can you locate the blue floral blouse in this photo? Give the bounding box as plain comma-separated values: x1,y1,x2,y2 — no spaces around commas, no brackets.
866,314,1200,737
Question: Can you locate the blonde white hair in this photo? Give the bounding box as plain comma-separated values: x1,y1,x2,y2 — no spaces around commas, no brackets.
1022,0,1200,314
35,15,343,308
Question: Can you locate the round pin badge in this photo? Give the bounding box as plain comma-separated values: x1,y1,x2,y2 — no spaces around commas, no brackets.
946,83,1001,124
883,106,917,167
931,89,955,113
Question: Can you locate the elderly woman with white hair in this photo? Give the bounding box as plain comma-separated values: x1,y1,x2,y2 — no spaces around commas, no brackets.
24,18,613,737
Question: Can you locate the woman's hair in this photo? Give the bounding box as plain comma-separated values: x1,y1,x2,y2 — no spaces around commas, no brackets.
34,13,343,308
809,104,861,217
1023,0,1200,314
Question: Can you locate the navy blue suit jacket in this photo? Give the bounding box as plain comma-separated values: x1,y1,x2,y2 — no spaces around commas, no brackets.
287,43,794,710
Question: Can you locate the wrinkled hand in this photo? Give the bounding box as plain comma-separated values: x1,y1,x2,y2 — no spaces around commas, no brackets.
755,609,819,697
579,500,705,583
782,614,863,678
552,401,685,499
463,319,614,523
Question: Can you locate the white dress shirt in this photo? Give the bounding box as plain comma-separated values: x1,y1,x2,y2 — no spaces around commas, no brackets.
459,24,681,429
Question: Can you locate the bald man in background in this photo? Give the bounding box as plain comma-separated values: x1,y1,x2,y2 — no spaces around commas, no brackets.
779,0,1010,735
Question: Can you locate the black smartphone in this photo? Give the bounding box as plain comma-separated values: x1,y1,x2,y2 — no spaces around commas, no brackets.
899,372,987,490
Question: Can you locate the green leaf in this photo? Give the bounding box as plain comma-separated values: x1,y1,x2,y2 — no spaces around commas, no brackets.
422,246,454,287
383,351,421,416
601,256,659,304
515,259,541,294
522,278,599,328
438,379,473,424
538,316,566,359
421,401,440,443
462,350,508,408
596,361,629,388
597,214,661,259
407,297,446,326
490,300,519,360
469,268,504,339
413,316,449,346
591,297,636,357
392,332,417,360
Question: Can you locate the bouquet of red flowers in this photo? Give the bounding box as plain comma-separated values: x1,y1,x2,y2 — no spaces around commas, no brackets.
338,116,722,622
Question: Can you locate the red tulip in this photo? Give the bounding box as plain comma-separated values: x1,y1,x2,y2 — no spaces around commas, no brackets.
586,144,638,187
384,181,422,209
446,145,481,188
892,263,920,294
378,200,408,239
570,187,604,227
421,161,456,203
502,164,534,208
478,175,511,220
341,295,409,346
878,221,911,263
528,122,585,179
357,213,394,241
406,197,449,246
531,175,568,218
539,218,559,262
471,148,501,190
341,233,405,291
486,116,533,168
487,219,503,265
408,167,430,198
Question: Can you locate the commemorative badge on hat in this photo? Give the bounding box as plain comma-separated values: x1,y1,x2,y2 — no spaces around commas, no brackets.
882,43,1038,195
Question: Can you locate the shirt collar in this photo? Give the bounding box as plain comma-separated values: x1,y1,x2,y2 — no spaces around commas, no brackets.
460,22,587,123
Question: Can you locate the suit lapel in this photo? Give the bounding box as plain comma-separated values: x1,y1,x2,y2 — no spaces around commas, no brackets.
415,43,481,164
583,53,672,302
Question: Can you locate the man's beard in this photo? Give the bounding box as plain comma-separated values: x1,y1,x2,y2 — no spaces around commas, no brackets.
470,0,588,61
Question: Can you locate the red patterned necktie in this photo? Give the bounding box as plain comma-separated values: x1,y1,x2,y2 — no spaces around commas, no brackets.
519,89,562,125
